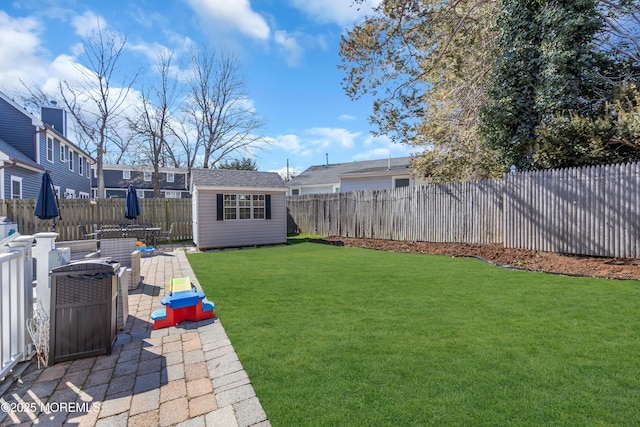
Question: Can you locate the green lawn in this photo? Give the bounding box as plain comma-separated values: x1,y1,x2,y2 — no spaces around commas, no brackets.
187,241,640,426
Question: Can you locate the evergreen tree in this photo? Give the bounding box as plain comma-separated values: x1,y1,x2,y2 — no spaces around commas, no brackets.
480,0,604,170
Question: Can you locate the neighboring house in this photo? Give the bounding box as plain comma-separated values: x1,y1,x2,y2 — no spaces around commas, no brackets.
287,156,415,195
92,164,191,199
0,91,93,200
191,169,287,250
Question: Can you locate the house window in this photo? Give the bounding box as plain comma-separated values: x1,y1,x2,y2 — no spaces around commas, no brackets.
47,138,54,163
394,178,410,188
79,156,84,176
79,192,90,199
167,173,174,183
10,177,22,199
224,194,237,220
91,189,98,198
123,170,131,179
64,189,76,199
223,194,266,220
68,150,74,171
165,190,180,199
59,142,65,162
144,171,152,181
86,161,90,178
54,186,61,197
291,189,299,195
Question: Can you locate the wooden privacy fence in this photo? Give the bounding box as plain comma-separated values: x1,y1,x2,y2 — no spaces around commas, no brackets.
287,161,640,258
504,162,640,258
0,198,192,242
287,180,504,245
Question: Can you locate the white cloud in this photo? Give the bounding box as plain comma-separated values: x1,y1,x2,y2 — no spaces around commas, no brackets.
274,30,304,67
338,114,356,121
269,134,304,153
306,127,360,149
70,10,107,37
185,0,270,40
354,134,416,160
290,0,381,27
0,11,49,91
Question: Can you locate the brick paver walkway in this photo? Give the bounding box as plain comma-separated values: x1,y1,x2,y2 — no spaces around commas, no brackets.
0,248,270,427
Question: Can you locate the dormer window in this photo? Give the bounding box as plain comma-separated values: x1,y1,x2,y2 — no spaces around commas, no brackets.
167,173,174,183
144,171,152,181
123,170,131,179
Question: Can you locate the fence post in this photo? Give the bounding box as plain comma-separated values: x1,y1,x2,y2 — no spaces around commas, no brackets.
33,232,59,317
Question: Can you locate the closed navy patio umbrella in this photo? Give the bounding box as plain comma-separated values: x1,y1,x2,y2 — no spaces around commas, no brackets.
34,171,61,231
125,185,141,220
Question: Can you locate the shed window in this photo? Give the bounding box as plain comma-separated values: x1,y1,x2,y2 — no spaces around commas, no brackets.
224,194,237,220
219,193,269,221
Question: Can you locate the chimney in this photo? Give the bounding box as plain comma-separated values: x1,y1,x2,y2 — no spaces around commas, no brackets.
41,103,67,137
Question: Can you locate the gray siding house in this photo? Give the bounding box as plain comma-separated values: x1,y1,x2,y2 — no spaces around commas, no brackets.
191,169,287,250
92,164,190,199
288,157,415,195
0,92,93,200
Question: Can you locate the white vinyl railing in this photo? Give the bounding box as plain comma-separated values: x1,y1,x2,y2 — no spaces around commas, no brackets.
0,245,31,381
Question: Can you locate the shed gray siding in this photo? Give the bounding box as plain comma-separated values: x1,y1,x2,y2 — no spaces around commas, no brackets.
194,190,287,249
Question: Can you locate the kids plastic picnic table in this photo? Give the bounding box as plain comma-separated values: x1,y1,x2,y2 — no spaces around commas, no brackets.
151,276,215,330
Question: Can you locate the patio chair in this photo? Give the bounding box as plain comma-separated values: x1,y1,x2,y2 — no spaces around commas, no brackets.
78,225,89,239
157,223,175,249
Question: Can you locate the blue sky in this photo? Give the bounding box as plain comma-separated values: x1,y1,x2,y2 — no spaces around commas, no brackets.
0,0,415,176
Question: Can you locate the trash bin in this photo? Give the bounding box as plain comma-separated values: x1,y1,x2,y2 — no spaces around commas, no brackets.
49,259,120,364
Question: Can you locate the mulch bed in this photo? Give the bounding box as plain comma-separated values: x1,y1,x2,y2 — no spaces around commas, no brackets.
319,237,640,281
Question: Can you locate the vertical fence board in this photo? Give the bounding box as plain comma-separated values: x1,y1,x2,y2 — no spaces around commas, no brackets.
287,162,640,258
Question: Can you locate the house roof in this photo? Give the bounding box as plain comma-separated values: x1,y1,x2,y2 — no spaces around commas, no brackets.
99,163,190,174
288,157,412,186
0,136,44,172
191,168,287,190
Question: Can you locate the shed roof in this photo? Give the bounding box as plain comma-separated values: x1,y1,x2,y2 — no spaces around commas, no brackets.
288,157,412,186
191,168,287,190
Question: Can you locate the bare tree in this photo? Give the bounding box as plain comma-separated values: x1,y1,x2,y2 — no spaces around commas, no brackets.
128,50,180,197
58,24,138,197
184,47,265,169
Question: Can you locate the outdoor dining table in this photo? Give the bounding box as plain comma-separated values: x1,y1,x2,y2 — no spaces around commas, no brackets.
97,227,161,247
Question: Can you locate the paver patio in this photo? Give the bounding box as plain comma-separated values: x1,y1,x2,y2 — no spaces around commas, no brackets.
0,247,270,427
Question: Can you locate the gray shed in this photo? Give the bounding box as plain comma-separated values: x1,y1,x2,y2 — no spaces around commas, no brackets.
191,169,288,250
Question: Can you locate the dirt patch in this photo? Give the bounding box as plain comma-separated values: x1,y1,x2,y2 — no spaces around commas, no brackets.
319,237,640,281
